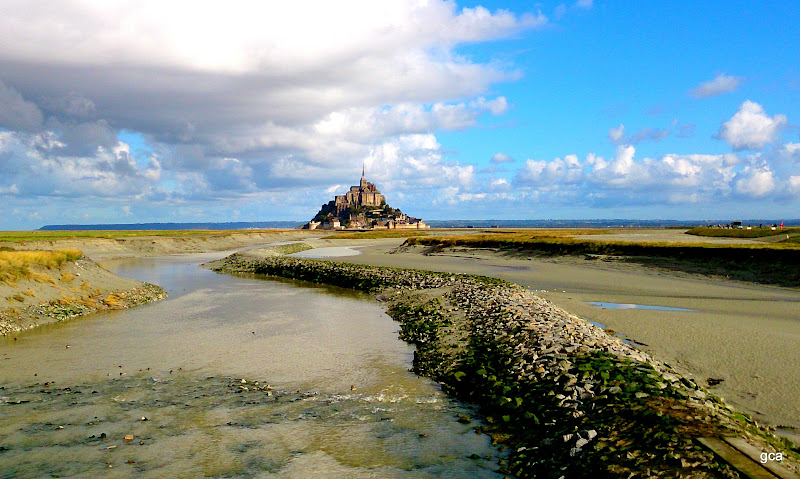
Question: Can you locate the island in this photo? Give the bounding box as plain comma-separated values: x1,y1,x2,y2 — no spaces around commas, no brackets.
304,167,429,230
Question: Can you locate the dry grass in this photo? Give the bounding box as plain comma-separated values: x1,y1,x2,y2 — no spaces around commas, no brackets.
22,289,35,297
406,231,800,286
102,293,123,308
61,271,75,283
0,249,82,285
407,230,800,251
7,293,26,302
31,273,57,285
80,280,92,291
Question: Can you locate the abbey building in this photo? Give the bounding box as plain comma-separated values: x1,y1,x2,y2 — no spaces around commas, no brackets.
304,167,429,230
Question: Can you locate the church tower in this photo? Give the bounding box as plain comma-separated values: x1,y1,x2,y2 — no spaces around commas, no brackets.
360,162,367,188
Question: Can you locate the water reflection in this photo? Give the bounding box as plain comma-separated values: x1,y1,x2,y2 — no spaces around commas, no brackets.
587,301,696,312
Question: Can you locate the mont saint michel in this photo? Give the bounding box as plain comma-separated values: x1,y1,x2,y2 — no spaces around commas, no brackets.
304,167,429,230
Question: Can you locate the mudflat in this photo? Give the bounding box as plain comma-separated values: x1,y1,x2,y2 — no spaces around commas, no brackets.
311,235,800,442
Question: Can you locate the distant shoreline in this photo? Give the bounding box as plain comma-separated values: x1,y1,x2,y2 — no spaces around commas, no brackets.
33,218,800,231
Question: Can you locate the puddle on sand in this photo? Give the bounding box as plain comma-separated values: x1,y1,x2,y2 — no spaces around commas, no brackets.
587,302,696,312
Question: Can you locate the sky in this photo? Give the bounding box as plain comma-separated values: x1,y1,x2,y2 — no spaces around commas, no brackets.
1,1,799,229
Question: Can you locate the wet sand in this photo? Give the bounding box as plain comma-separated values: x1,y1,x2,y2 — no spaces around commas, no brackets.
309,237,800,441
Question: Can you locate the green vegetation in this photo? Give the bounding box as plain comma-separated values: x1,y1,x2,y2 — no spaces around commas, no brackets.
0,249,83,286
687,226,800,238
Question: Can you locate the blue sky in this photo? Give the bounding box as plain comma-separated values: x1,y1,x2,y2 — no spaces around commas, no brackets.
1,1,798,229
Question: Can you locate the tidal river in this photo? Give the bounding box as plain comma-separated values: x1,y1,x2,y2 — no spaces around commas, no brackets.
0,250,502,478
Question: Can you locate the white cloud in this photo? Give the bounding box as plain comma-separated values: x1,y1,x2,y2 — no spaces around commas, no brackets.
490,153,515,163
608,124,625,144
788,176,800,196
734,165,775,197
490,178,511,191
0,132,163,198
778,143,800,164
690,74,744,98
0,2,546,74
0,0,544,224
717,101,787,150
575,0,593,9
516,154,583,186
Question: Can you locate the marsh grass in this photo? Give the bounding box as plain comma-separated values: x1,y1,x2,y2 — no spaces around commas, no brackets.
687,226,800,238
407,234,800,286
406,231,800,252
0,249,83,286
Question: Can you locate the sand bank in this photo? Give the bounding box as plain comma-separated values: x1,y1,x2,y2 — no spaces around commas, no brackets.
0,255,165,335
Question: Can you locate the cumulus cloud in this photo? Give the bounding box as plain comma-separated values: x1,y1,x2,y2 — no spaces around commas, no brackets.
517,154,583,186
502,142,800,208
690,74,744,98
717,101,787,150
0,1,547,225
734,165,775,197
0,131,162,198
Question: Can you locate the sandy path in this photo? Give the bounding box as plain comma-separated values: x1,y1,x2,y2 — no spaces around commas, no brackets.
314,237,800,440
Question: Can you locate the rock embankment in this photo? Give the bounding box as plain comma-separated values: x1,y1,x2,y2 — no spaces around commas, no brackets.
214,252,799,478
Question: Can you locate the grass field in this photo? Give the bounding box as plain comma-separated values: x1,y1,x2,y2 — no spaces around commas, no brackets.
0,229,298,243
0,249,83,286
686,226,800,239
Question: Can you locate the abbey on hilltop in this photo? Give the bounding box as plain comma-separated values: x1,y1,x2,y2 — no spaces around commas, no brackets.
304,166,429,230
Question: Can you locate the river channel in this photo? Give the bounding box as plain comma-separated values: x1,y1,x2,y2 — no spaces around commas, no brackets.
0,250,502,478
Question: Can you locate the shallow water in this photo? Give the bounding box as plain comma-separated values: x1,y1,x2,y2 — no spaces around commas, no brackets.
587,301,696,312
0,250,501,478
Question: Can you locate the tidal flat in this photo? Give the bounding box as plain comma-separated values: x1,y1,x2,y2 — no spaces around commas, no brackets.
214,250,800,477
